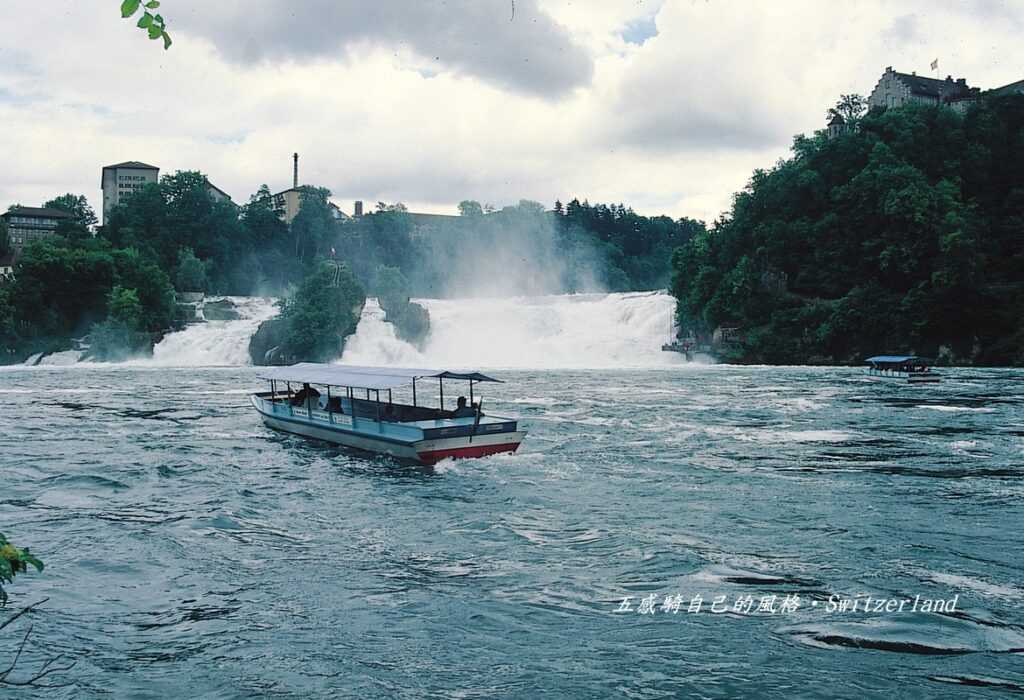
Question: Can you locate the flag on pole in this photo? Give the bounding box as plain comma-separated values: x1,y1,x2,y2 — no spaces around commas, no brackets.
930,58,939,70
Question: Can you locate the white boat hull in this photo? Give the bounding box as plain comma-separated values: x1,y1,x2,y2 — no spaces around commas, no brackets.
254,397,525,464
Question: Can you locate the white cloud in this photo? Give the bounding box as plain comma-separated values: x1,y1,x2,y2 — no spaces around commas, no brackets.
0,1,1021,224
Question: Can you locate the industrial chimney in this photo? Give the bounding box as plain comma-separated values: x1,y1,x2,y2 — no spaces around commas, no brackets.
292,152,298,189
354,200,363,217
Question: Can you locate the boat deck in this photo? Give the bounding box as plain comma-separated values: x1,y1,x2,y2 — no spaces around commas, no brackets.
252,394,518,444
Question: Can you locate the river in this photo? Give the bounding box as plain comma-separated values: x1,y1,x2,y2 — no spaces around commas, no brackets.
2,363,1022,697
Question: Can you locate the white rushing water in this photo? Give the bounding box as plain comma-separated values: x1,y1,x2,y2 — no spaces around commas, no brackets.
342,291,683,368
146,296,279,367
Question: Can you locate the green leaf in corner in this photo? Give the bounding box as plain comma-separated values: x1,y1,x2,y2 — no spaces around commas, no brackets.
21,554,43,573
121,0,141,18
145,0,161,8
148,23,162,40
162,31,173,50
0,558,12,583
137,12,153,29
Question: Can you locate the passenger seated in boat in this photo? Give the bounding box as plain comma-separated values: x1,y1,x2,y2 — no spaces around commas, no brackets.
291,383,320,407
451,396,476,418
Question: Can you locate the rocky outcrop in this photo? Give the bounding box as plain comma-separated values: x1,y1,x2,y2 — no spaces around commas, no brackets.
248,317,291,366
383,300,430,348
202,298,241,321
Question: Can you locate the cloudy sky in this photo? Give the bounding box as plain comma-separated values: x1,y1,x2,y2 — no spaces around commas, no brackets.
2,1,1022,222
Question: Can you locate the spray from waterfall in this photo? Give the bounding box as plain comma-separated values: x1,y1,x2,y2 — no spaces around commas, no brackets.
342,291,683,369
144,297,279,367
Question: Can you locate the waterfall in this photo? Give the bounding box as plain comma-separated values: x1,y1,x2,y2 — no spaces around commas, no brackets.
65,292,681,369
146,296,279,367
341,291,683,368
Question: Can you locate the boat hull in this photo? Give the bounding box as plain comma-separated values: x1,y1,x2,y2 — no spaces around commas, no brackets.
253,396,524,464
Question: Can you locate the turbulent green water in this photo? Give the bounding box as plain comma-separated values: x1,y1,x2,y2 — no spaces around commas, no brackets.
2,365,1022,697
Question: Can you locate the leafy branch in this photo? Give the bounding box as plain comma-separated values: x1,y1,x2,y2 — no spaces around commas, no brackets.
120,0,172,50
0,541,69,688
0,533,44,607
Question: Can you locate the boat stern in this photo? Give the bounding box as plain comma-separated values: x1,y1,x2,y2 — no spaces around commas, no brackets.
414,430,526,465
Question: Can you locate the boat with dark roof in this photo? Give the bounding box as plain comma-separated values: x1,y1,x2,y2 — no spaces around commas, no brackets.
864,355,941,384
250,363,526,464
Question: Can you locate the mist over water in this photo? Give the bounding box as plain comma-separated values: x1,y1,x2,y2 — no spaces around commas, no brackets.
70,291,680,369
342,291,681,369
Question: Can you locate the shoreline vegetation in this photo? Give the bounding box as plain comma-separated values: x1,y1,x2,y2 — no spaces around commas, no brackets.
3,99,1021,367
670,95,1024,367
1,175,697,366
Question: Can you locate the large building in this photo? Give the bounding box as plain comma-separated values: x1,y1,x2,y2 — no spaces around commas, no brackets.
0,206,74,255
100,161,160,224
100,160,236,224
868,67,980,113
991,79,1024,97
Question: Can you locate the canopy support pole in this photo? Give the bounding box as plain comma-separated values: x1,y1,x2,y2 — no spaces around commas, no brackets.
271,380,276,411
286,382,293,416
306,383,313,419
327,385,333,424
469,380,474,405
439,378,444,412
412,378,417,407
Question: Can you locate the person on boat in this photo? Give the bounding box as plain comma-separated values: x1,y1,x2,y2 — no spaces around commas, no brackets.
452,396,476,418
291,383,320,407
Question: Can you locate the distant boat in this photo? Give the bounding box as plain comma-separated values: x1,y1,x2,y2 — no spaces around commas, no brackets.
251,363,526,464
864,355,941,384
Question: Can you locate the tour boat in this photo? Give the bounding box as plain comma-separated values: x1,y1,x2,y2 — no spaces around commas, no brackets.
250,363,526,464
864,355,941,384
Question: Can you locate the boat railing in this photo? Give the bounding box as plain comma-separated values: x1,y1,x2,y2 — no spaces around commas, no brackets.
255,395,425,440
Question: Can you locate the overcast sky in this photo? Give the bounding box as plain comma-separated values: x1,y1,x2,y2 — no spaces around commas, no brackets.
2,1,1022,222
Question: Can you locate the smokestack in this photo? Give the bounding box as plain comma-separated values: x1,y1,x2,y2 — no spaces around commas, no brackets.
292,152,298,189
354,200,363,217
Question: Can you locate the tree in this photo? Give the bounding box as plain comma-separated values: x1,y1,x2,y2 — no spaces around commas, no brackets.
291,187,335,264
275,261,366,362
457,200,484,218
106,286,143,330
671,95,1024,365
120,0,172,49
44,194,97,228
827,93,867,123
174,247,208,292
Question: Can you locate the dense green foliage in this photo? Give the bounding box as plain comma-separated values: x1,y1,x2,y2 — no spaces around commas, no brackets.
375,265,430,346
336,199,702,296
0,533,43,607
44,193,97,229
671,96,1024,365
555,199,704,291
175,247,209,292
0,237,174,359
249,262,365,365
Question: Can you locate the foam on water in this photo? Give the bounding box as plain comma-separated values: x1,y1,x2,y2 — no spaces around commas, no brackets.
145,296,279,367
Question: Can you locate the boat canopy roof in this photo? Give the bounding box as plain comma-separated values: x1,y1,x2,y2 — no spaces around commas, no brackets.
259,363,502,391
865,355,931,364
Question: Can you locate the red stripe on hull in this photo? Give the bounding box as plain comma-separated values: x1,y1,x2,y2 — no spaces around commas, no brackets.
417,442,521,465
